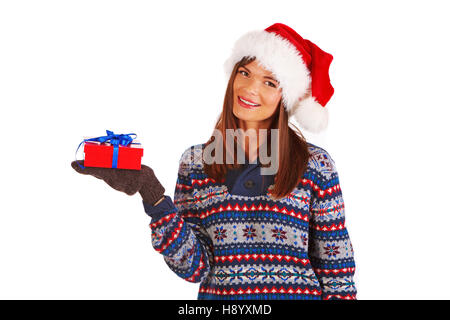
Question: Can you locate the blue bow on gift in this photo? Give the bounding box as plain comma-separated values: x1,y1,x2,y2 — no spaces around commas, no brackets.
75,130,138,169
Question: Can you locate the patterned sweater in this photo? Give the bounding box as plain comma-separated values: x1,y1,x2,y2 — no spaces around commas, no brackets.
143,142,357,300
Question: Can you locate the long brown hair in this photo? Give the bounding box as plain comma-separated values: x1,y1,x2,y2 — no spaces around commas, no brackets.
203,56,311,200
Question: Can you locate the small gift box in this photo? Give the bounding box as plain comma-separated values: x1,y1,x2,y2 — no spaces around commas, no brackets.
77,130,143,170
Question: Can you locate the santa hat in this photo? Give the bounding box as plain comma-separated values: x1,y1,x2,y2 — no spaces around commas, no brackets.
224,23,334,133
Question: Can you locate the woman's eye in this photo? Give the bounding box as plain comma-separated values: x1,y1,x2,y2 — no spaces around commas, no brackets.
239,70,249,77
265,81,276,88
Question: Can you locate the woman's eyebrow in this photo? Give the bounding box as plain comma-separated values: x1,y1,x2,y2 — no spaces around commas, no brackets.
241,66,251,73
264,76,279,83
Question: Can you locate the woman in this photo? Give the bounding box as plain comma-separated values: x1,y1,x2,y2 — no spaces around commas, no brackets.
72,23,357,300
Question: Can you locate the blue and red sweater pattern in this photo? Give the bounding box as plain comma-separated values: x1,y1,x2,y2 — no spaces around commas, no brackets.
143,142,357,300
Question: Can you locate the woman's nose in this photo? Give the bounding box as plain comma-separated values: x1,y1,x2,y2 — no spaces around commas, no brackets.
246,79,260,95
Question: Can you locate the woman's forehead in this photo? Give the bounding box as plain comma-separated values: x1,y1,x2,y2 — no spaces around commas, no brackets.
243,60,275,76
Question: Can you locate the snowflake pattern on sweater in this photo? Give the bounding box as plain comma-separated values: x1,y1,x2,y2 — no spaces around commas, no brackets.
143,142,357,300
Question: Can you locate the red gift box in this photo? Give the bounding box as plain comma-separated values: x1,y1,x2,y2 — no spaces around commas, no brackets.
83,140,143,170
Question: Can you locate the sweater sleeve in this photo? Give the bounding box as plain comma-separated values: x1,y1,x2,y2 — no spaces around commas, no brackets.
143,146,213,283
308,149,357,300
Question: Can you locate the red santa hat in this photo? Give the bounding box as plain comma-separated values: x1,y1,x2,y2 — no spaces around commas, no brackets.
224,23,334,133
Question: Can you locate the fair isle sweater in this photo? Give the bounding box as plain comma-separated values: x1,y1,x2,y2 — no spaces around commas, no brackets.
143,142,357,300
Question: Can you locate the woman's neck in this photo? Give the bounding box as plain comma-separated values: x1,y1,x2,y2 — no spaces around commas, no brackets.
237,119,271,163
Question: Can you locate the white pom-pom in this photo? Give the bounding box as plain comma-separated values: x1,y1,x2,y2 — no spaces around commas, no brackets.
291,96,329,133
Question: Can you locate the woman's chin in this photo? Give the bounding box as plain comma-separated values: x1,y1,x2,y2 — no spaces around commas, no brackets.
233,107,262,121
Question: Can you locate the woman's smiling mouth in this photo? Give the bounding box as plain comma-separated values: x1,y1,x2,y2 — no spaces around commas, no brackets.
238,96,261,109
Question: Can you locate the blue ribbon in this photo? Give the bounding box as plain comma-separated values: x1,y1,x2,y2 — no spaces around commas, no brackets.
75,130,137,169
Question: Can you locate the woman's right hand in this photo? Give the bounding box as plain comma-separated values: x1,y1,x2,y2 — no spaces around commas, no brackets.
71,161,165,206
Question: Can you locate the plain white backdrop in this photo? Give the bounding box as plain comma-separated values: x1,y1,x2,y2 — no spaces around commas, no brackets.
1,0,449,300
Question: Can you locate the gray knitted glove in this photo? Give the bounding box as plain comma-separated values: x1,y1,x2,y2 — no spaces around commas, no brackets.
71,161,165,206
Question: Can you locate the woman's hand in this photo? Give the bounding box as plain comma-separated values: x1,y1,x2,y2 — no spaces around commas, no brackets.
71,161,165,206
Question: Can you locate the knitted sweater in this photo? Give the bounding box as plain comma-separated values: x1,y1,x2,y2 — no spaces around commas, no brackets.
143,142,357,300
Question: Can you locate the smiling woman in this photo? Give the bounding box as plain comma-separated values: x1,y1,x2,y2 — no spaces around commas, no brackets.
72,22,357,301
144,23,356,300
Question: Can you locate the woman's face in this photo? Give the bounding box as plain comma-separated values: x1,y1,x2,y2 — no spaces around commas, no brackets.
232,59,282,128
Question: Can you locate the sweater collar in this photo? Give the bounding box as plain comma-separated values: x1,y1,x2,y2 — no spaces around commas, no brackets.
224,159,275,197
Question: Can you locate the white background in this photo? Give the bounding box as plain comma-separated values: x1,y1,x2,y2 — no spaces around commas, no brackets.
1,0,449,300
